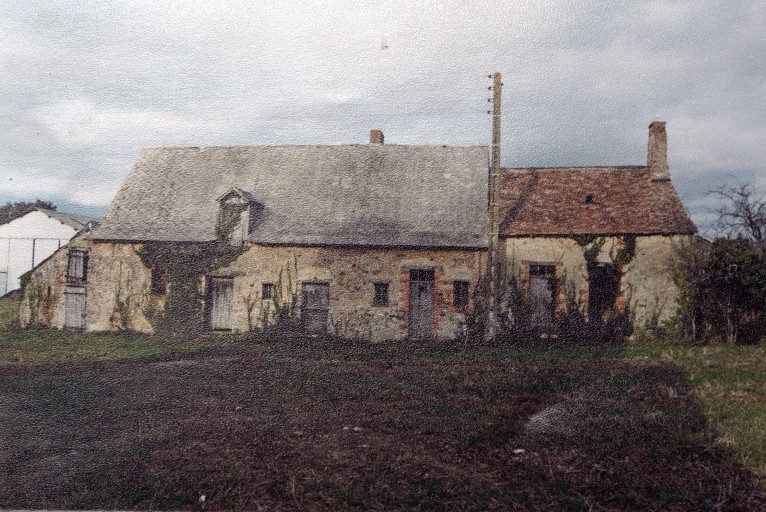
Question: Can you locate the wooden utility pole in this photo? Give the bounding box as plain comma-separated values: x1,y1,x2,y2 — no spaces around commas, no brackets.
486,72,502,341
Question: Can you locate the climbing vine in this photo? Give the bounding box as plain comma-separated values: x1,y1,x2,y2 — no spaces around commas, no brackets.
215,202,248,242
25,278,43,327
271,254,300,325
243,255,300,332
577,236,607,268
575,234,636,269
137,211,247,338
612,234,637,266
574,235,635,340
137,242,245,337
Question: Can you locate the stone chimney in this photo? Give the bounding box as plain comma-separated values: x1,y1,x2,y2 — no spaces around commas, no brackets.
647,121,670,181
370,129,384,145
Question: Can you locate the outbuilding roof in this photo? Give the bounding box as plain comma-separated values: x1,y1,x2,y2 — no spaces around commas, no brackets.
498,166,696,236
91,144,489,248
36,208,99,232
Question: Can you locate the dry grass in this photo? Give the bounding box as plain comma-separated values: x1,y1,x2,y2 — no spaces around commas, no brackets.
0,336,764,510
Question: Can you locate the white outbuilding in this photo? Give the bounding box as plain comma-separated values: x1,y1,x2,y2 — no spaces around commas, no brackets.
0,208,98,296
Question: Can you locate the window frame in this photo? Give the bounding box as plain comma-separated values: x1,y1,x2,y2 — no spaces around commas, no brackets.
453,280,470,308
262,282,274,300
372,281,390,306
66,249,89,285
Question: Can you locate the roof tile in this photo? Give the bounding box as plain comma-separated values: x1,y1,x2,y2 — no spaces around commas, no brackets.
498,167,696,236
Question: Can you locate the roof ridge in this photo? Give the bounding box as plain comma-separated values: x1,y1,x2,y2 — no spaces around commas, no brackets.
36,207,100,227
143,144,490,150
502,165,647,171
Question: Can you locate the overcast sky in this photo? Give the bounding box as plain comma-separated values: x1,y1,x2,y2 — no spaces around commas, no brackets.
1,0,764,233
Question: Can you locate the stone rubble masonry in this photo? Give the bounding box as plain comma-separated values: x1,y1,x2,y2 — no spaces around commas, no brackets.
21,234,690,338
22,240,485,341
504,234,691,327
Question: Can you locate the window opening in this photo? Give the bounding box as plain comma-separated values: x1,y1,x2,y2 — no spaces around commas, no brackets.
454,280,469,307
66,250,89,285
373,282,389,306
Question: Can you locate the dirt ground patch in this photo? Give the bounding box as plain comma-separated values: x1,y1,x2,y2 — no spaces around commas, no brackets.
0,340,764,510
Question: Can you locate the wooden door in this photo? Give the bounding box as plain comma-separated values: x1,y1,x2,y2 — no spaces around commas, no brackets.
408,269,435,339
301,282,329,334
208,277,234,331
64,286,86,330
529,265,555,332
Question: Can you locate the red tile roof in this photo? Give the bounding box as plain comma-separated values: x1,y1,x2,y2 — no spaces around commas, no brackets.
498,166,697,236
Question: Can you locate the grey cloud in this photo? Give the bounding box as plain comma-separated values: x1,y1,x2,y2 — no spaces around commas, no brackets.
0,0,763,234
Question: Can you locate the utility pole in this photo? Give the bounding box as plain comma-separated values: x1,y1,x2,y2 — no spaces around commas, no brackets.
486,72,502,341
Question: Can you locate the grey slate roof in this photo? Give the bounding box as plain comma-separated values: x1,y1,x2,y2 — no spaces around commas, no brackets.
91,144,490,248
37,208,99,231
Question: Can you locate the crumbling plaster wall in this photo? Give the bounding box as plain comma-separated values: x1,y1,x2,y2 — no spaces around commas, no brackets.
41,241,483,340
85,242,155,332
212,244,485,340
503,235,690,327
19,242,73,328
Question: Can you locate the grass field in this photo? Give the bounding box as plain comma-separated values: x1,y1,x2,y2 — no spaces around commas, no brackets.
1,328,765,510
625,342,766,480
0,297,19,329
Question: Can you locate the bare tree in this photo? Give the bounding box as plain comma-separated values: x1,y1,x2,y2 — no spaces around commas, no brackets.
710,182,766,256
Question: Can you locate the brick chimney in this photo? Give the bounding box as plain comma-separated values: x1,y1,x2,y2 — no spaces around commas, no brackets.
370,129,384,145
647,121,670,181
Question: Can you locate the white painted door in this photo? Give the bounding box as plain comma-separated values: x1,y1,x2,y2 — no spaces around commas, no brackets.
209,277,234,330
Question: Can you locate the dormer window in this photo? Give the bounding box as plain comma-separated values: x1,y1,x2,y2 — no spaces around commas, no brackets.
216,187,264,244
584,193,597,204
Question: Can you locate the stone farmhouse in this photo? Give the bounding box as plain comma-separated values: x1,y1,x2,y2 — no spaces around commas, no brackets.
20,123,696,340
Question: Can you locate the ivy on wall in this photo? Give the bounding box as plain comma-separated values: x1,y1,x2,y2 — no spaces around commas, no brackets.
612,234,637,266
215,202,249,243
137,209,247,338
137,242,245,338
575,234,636,269
574,234,636,340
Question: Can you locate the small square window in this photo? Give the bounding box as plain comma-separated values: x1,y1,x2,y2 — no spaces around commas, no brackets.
454,280,469,307
262,283,274,300
373,282,389,306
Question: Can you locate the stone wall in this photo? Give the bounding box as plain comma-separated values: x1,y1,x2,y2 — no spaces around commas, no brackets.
19,242,70,329
85,242,155,332
20,240,157,332
211,244,485,341
502,234,690,328
23,240,485,340
21,234,691,337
